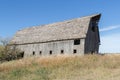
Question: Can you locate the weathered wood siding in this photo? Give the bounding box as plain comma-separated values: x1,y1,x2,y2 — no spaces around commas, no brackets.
16,39,85,57
85,19,100,53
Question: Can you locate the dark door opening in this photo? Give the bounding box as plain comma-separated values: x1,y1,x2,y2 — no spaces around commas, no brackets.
21,52,24,57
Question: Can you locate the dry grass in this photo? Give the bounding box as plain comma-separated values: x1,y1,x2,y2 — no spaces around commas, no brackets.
0,54,120,80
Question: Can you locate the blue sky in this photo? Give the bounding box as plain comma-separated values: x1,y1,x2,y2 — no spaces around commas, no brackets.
0,0,120,53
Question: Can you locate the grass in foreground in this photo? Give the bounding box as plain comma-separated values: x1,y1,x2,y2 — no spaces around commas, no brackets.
0,54,120,80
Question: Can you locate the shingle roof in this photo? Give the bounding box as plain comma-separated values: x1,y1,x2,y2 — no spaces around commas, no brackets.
10,14,101,45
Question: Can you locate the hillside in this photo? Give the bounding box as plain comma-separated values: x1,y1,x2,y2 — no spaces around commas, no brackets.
0,54,120,80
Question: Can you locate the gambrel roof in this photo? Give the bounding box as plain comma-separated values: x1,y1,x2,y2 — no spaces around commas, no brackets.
10,14,101,45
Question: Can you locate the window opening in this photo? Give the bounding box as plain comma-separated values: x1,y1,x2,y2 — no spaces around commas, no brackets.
40,51,42,55
50,50,52,55
74,39,80,45
61,50,64,54
33,51,35,55
92,26,95,32
20,51,24,58
73,49,77,54
92,22,96,32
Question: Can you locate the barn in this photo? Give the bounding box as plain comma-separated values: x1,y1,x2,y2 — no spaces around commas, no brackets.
10,14,101,57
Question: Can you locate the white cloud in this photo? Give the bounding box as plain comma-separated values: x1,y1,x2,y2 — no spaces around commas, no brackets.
100,25,120,32
99,33,120,53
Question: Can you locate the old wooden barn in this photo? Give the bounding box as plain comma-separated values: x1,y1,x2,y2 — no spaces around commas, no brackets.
10,14,101,57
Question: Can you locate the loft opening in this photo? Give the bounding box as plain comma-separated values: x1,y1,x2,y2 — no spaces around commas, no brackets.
91,21,97,32
92,26,95,32
74,39,80,45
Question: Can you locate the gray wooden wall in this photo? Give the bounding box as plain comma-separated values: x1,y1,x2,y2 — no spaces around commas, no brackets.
16,39,85,57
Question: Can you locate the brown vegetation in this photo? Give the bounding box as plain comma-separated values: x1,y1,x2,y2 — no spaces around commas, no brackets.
0,37,23,62
0,54,120,80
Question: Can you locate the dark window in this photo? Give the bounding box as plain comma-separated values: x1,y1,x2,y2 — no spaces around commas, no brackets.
20,51,24,58
92,26,95,32
50,50,52,55
33,51,35,55
92,22,96,32
91,51,94,54
73,49,77,54
40,51,42,55
61,50,64,54
74,39,80,45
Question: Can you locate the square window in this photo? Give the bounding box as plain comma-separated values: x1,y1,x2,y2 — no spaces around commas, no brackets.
74,39,80,45
73,49,77,54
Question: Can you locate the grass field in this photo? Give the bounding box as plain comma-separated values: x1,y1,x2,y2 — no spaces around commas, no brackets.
0,54,120,80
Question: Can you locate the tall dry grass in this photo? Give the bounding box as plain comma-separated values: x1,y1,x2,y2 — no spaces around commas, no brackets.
0,54,120,80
